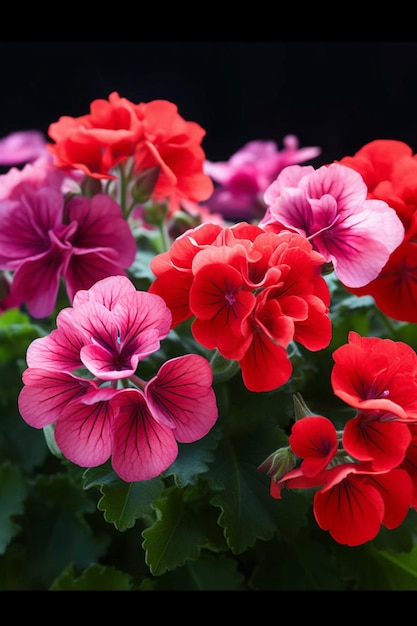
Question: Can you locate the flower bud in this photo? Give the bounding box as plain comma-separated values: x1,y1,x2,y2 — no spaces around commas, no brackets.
131,166,161,204
293,392,319,421
257,446,297,482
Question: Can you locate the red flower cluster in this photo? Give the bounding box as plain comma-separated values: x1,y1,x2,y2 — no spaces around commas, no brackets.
47,91,214,204
149,221,332,392
260,332,417,546
339,140,417,322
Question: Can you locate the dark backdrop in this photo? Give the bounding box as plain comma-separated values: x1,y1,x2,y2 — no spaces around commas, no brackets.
2,41,417,166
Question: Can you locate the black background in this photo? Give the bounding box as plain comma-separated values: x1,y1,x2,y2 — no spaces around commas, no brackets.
2,41,417,166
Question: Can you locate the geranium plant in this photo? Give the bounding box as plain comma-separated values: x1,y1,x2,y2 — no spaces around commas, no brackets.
2,92,417,590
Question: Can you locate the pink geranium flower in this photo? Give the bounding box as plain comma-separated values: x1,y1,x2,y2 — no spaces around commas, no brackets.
0,130,48,166
18,276,218,482
0,188,137,318
203,136,321,221
260,163,405,288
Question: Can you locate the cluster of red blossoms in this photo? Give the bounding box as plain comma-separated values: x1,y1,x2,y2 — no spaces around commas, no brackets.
259,331,417,546
47,91,214,204
149,221,331,392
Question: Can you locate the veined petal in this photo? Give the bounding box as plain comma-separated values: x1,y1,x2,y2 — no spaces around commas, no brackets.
145,354,218,442
9,249,67,318
54,397,115,467
239,333,293,392
72,274,136,308
111,388,178,482
342,415,411,471
289,416,338,477
26,308,85,371
18,369,97,428
314,471,384,546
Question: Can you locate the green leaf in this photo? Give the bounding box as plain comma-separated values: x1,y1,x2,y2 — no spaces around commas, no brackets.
0,542,31,589
164,426,221,487
206,423,294,553
141,553,245,590
23,473,109,589
249,534,345,590
83,464,165,531
142,486,211,576
50,562,135,590
0,464,27,554
0,309,44,362
336,542,417,590
0,394,49,472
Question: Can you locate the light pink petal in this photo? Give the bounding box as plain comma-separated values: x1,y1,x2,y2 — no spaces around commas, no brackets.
0,130,47,165
72,274,136,308
303,163,366,208
54,398,115,467
267,187,314,235
18,369,96,427
145,354,218,441
318,206,404,287
111,388,178,482
263,164,315,208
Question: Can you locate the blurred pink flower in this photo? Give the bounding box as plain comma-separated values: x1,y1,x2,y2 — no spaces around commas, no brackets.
260,163,405,288
203,136,321,221
0,130,47,166
0,152,83,201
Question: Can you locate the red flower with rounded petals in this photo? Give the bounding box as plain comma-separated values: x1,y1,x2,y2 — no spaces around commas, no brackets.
48,92,214,204
150,222,331,392
289,416,338,477
331,331,417,419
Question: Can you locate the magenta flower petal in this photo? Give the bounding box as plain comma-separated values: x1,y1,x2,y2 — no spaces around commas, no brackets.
10,251,67,318
0,130,47,165
18,369,97,428
111,388,178,482
145,354,218,441
0,188,64,267
72,274,136,308
25,311,85,371
67,193,137,267
54,397,115,467
70,293,171,379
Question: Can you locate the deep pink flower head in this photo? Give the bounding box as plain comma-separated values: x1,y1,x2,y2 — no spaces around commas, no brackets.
0,188,136,318
0,130,48,166
260,163,405,288
18,276,218,482
203,136,321,221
